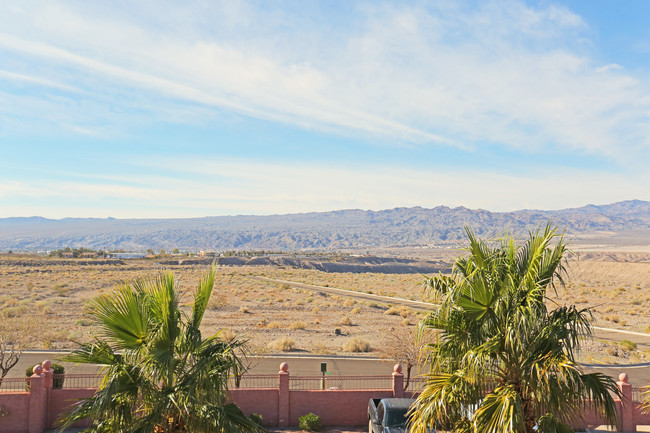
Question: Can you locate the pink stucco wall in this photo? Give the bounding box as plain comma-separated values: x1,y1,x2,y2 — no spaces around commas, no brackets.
48,388,95,428
289,389,394,426
231,388,280,426
635,403,650,425
1,362,648,432
0,392,30,433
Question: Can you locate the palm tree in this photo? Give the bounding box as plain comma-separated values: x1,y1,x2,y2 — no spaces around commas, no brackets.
60,266,262,433
409,224,620,433
642,387,650,415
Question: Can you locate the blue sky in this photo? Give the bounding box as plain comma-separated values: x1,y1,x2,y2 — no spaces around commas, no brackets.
1,0,649,218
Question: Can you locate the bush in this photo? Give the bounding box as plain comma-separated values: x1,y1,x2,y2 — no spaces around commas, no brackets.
289,321,306,330
343,337,372,353
384,307,400,315
74,318,93,326
25,363,65,389
299,413,321,431
340,317,353,326
218,328,237,342
250,413,263,426
619,340,637,351
268,337,295,352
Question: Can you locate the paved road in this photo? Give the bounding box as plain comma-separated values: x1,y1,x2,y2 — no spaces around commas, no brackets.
12,352,650,387
13,352,396,377
256,276,650,349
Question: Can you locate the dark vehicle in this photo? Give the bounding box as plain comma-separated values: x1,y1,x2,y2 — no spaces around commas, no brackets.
368,398,419,433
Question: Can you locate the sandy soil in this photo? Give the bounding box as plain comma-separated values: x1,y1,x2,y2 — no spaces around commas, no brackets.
0,251,648,364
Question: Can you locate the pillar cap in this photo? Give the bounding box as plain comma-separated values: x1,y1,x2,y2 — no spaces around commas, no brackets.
393,363,403,374
42,360,52,370
32,364,43,375
619,373,629,383
280,362,289,372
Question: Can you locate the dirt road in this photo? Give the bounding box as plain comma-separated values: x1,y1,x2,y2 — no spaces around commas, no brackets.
255,276,650,350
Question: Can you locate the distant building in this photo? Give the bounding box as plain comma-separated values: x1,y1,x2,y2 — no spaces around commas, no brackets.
61,252,74,258
80,252,97,258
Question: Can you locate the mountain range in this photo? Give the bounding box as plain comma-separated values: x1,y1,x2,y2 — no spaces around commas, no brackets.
1,200,649,251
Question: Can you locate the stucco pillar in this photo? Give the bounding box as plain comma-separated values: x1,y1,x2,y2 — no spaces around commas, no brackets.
278,362,290,427
42,360,54,429
392,364,404,398
28,365,47,433
617,373,635,432
42,360,54,391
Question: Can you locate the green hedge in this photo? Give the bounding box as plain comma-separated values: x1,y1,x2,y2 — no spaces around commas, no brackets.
25,363,65,389
298,413,321,431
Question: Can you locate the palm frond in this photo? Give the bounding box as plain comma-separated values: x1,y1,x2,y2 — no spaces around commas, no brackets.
190,264,217,331
473,386,526,433
87,284,149,350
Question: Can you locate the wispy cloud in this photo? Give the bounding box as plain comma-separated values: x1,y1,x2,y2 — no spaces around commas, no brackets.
1,0,649,157
0,69,79,92
1,156,647,218
1,1,649,218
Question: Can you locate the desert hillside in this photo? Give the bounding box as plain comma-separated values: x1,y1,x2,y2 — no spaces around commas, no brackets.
1,200,648,251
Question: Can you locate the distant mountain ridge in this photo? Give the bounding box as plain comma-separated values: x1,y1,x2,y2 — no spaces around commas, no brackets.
1,200,649,251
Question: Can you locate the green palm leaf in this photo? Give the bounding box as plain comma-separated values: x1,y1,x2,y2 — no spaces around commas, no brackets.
410,224,620,433
59,267,261,433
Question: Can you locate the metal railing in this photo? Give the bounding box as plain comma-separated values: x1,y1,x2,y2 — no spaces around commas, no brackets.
229,374,277,389
54,374,102,389
405,376,426,392
289,375,393,390
632,387,646,403
0,377,29,392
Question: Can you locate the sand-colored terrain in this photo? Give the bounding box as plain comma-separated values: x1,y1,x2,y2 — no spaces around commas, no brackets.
0,251,648,364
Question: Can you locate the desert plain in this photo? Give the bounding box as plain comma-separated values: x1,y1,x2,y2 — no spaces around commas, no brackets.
1,246,649,366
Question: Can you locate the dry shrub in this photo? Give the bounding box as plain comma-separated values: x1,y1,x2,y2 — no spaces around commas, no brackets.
399,307,412,318
74,319,93,327
208,293,227,309
267,322,282,329
219,328,237,341
340,317,353,326
268,337,295,352
343,299,355,307
351,307,361,314
619,340,637,351
239,306,250,314
343,337,372,353
289,321,306,330
311,342,333,354
384,307,400,316
312,307,320,314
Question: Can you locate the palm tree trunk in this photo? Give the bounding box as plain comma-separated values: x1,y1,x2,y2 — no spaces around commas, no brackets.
404,365,412,391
